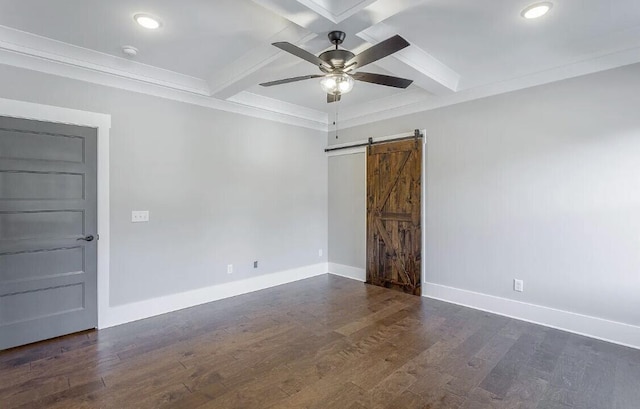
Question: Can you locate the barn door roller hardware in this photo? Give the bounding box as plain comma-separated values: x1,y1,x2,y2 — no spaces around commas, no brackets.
324,129,423,153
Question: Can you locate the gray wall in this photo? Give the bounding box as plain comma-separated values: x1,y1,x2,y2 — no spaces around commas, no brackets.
328,154,365,268
328,63,640,327
0,64,328,307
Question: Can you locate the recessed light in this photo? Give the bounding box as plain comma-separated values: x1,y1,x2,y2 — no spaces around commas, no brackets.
134,13,161,29
521,2,553,19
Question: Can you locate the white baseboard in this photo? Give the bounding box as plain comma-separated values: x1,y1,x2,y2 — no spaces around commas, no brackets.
423,282,640,350
98,263,640,349
328,262,366,282
100,263,328,329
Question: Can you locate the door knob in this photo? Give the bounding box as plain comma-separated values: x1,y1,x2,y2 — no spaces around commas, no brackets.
77,235,95,242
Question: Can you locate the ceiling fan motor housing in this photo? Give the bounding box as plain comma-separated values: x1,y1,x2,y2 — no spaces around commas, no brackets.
319,49,355,72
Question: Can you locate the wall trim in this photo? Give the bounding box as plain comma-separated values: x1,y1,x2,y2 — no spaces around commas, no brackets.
0,97,112,330
424,282,640,350
0,25,209,95
101,263,328,329
4,23,640,134
3,22,640,133
328,263,366,281
228,91,328,126
327,267,640,349
338,46,640,130
0,24,327,132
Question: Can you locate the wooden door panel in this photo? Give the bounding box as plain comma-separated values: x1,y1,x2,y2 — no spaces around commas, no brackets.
367,138,422,295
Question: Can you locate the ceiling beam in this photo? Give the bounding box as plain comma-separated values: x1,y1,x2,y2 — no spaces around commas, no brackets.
295,0,377,24
252,0,330,33
337,0,431,34
357,23,460,95
247,0,458,96
208,24,316,99
252,0,429,39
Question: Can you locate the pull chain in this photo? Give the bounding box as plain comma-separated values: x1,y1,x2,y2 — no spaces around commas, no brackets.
334,99,339,139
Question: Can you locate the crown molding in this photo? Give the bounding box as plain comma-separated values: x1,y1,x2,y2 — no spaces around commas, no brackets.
2,22,640,135
0,25,326,131
0,25,209,95
332,88,428,130
0,47,326,131
228,92,328,129
338,45,640,130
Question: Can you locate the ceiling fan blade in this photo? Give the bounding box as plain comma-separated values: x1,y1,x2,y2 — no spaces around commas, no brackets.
352,72,413,88
346,35,410,69
273,42,332,69
260,75,324,87
327,93,342,103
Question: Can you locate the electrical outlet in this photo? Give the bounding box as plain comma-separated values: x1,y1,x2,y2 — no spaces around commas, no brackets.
514,279,524,292
227,264,233,274
131,210,149,223
318,249,323,257
253,261,258,268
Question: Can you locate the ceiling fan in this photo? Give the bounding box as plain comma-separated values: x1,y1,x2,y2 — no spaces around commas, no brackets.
260,31,413,103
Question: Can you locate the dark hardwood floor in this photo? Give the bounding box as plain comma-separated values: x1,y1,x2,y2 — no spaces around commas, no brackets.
1,275,639,408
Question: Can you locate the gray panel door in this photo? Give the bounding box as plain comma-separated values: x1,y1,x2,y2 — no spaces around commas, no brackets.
0,115,98,350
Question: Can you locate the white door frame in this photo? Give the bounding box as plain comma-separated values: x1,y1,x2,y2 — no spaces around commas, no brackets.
0,97,112,328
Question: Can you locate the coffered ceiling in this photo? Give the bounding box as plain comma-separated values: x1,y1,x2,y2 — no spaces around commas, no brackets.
1,0,639,131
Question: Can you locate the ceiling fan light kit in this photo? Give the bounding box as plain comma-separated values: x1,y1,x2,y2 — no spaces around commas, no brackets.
320,73,354,95
260,30,413,103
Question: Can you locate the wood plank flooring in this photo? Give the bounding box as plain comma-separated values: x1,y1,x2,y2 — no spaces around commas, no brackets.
1,275,639,408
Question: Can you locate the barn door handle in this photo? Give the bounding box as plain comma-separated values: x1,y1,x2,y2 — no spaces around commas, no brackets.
77,235,95,242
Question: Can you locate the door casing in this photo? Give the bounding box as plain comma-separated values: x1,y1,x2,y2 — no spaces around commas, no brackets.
0,97,111,328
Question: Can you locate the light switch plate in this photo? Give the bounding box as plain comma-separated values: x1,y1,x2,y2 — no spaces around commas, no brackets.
514,279,524,292
132,210,149,223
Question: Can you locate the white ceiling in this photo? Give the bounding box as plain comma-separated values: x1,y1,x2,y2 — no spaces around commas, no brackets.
1,0,639,130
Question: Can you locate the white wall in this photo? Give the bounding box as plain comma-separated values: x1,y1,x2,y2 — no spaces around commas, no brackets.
0,64,328,309
328,64,640,334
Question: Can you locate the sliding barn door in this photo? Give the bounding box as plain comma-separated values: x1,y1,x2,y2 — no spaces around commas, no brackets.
367,138,422,295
